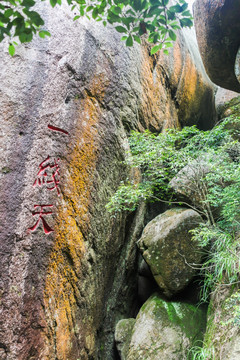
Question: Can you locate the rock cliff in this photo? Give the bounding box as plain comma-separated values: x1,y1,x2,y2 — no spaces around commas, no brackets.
0,2,215,359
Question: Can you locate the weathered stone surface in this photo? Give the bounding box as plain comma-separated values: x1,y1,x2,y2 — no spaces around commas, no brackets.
115,319,136,360
0,2,215,359
194,0,240,92
202,287,240,359
169,160,211,210
138,208,203,298
119,293,206,360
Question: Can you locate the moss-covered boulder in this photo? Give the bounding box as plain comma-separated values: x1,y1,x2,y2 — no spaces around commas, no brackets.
115,293,206,360
200,288,240,359
138,208,203,298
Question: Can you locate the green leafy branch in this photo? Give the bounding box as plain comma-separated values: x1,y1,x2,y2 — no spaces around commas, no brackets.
71,0,193,55
0,0,192,55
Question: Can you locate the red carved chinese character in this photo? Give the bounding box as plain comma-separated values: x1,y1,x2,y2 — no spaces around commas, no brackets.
28,205,54,234
48,124,69,135
33,156,60,195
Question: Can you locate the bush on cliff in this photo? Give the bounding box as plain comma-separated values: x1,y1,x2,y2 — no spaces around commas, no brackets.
107,114,240,301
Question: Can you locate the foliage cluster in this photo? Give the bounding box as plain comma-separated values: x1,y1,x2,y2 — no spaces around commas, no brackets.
0,0,192,55
107,117,240,303
187,344,215,360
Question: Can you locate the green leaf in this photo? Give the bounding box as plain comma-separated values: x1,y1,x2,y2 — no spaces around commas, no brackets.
22,0,35,7
115,25,127,33
80,6,85,16
182,10,191,17
49,0,58,7
8,43,15,56
121,16,135,27
39,30,51,38
180,17,193,27
126,34,133,46
169,29,176,41
147,6,163,17
23,10,44,26
86,6,93,11
4,9,14,18
121,35,128,40
169,4,182,13
92,7,99,19
181,3,188,11
111,6,122,14
133,35,141,44
107,11,121,23
167,9,175,20
19,29,33,43
150,44,161,54
164,41,173,48
73,15,80,20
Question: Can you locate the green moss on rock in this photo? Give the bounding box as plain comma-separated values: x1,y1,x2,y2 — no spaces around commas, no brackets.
201,288,240,359
118,293,207,360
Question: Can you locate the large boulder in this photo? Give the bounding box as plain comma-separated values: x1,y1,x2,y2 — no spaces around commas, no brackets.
138,208,203,298
194,0,240,92
115,293,206,360
0,3,215,359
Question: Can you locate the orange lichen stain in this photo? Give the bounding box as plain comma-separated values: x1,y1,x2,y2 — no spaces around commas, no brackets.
177,53,198,121
171,40,184,87
43,96,102,359
90,72,110,102
140,48,180,131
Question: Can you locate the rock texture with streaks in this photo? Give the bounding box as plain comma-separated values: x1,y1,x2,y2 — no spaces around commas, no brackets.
0,2,215,359
194,0,240,92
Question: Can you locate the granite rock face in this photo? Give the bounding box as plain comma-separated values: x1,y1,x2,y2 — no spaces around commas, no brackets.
115,294,206,360
0,2,215,359
194,0,240,92
138,208,203,298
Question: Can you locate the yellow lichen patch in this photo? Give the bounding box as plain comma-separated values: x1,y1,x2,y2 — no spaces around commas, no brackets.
43,95,103,359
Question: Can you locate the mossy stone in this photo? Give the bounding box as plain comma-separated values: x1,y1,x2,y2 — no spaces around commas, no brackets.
125,293,206,360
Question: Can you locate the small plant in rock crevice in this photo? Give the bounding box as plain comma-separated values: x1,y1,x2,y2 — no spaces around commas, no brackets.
187,343,215,360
